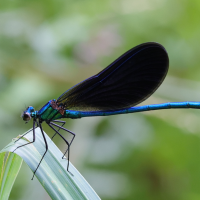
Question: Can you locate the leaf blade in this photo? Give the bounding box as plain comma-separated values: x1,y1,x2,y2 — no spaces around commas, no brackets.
0,128,100,200
0,152,23,200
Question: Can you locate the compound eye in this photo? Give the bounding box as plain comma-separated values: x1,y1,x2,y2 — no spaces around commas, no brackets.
22,112,31,121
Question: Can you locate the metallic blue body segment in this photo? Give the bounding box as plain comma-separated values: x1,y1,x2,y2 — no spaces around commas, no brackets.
37,100,62,121
65,101,200,118
63,110,81,119
38,101,51,115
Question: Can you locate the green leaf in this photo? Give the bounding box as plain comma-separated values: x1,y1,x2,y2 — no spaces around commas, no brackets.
0,128,100,200
0,152,23,200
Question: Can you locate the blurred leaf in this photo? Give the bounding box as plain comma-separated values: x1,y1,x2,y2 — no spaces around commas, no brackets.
0,152,22,200
0,128,100,200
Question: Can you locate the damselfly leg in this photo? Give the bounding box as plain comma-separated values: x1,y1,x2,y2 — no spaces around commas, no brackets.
49,122,76,159
13,119,36,152
14,120,39,143
51,120,66,139
48,123,73,175
31,121,48,180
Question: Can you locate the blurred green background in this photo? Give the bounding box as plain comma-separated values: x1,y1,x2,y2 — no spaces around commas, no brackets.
1,0,200,199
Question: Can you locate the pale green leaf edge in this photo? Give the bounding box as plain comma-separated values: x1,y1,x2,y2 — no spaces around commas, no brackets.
0,128,100,200
0,152,23,200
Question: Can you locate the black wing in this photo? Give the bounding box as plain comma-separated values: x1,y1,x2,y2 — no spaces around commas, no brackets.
57,42,169,111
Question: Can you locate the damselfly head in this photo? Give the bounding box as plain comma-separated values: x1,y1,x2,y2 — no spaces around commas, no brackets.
22,112,31,121
21,106,34,122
